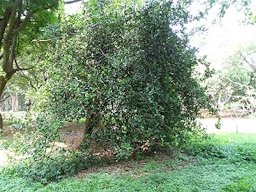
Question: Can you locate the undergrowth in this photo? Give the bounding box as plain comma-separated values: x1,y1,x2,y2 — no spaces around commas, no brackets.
1,134,256,191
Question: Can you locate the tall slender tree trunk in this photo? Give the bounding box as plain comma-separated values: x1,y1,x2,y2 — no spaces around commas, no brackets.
11,93,19,112
0,77,7,131
0,114,3,133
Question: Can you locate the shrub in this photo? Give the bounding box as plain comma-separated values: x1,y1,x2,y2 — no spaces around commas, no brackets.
35,0,213,160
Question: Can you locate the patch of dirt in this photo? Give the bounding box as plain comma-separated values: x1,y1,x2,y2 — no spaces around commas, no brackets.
60,122,85,150
1,125,18,138
60,122,114,157
76,159,146,178
76,153,197,178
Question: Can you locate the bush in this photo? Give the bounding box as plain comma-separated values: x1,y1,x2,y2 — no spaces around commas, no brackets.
35,0,213,160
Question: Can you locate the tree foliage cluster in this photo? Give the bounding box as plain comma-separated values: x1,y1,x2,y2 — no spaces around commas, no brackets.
32,0,213,160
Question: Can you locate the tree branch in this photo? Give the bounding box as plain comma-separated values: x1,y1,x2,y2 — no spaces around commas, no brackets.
14,0,58,33
0,7,12,50
2,0,22,75
14,58,34,72
64,0,83,4
20,71,37,90
0,93,10,103
239,51,256,70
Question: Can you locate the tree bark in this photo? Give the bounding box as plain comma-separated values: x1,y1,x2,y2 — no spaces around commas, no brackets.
11,93,19,112
0,77,7,131
0,77,7,98
0,113,3,133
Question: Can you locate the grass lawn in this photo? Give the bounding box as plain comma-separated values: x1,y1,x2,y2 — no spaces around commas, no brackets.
1,134,256,192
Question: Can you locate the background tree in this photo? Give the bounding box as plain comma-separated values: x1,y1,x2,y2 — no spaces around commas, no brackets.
207,43,256,116
0,0,60,130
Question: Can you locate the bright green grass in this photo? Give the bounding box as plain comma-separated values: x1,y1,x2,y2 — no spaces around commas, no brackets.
1,134,256,192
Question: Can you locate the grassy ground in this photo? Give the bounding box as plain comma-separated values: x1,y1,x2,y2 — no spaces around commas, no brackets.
1,134,256,192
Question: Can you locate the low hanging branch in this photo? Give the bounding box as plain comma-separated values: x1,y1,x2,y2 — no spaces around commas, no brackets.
14,58,34,72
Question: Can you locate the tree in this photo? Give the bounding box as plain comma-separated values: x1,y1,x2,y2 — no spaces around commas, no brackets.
38,0,213,159
207,43,256,116
0,0,59,130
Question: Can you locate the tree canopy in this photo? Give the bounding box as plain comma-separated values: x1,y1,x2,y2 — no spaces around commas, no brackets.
28,0,214,161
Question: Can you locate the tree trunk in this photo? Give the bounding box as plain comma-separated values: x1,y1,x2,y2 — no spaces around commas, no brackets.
0,113,3,133
0,115,4,133
11,93,19,112
81,110,102,148
0,77,7,131
0,0,59,131
0,77,7,98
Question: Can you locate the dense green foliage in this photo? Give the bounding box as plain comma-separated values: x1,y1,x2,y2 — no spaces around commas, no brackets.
35,0,212,160
1,0,216,183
